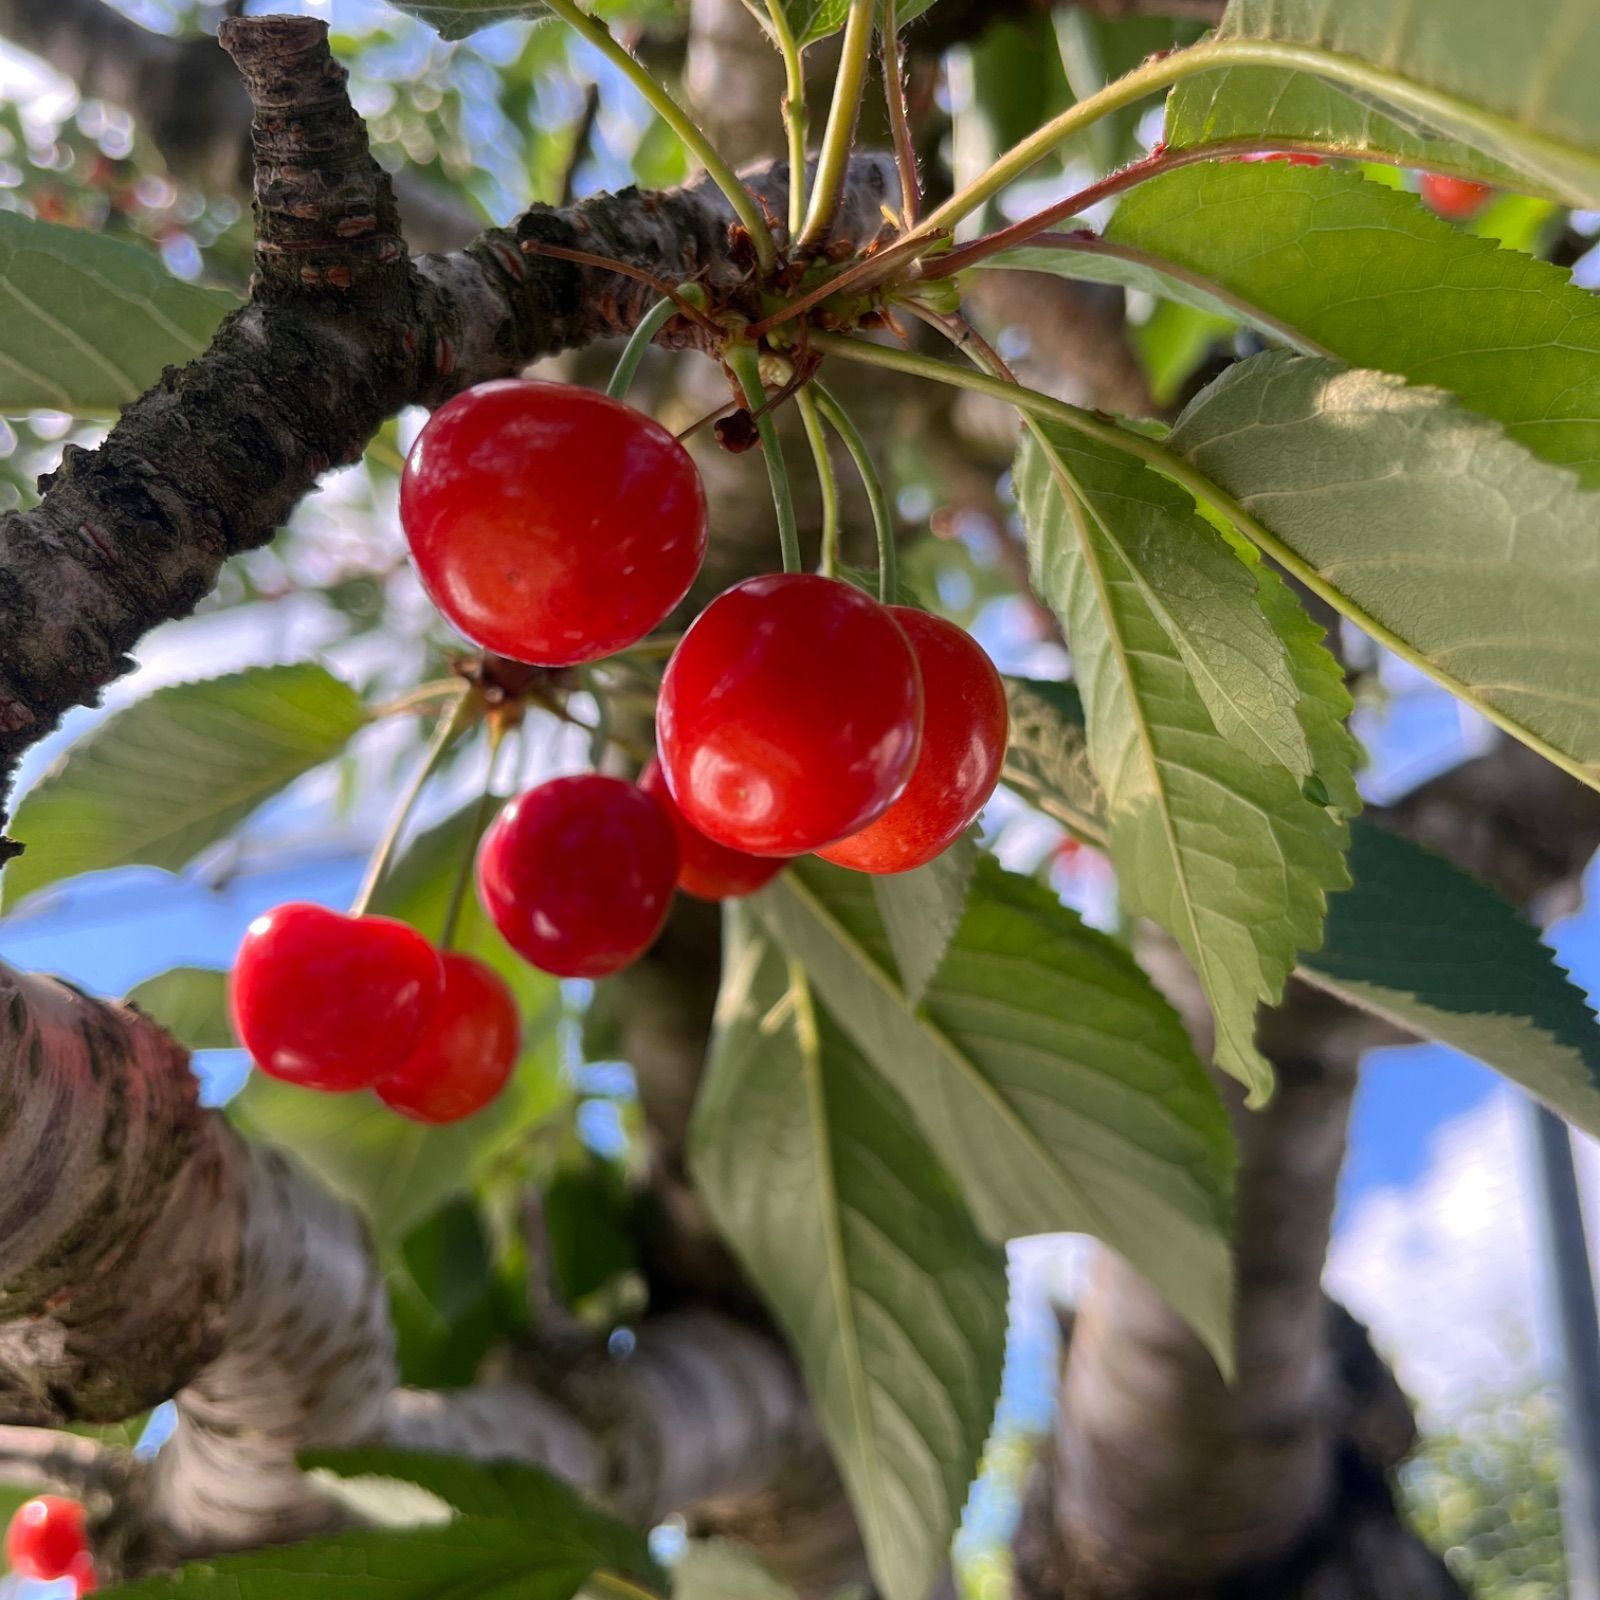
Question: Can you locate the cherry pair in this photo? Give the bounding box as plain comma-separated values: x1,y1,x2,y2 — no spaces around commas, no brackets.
230,907,518,1124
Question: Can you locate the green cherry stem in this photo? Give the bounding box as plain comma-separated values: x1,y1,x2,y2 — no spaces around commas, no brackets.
764,0,811,237
811,379,895,604
795,0,875,252
540,0,778,275
350,686,476,919
439,720,508,952
881,0,919,227
605,297,680,400
797,386,841,578
726,342,802,573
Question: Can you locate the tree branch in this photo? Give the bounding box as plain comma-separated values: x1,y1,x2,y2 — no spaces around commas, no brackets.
0,13,897,860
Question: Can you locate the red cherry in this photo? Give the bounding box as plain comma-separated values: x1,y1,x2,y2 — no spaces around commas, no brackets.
400,380,707,667
477,776,678,978
1419,172,1492,219
638,758,789,901
6,1497,87,1581
376,952,520,1123
69,1551,99,1596
230,903,444,1091
818,609,1006,874
656,574,924,856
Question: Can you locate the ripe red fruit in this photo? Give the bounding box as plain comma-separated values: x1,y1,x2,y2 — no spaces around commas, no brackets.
1419,172,1492,219
656,574,924,856
638,758,788,901
400,380,707,667
6,1497,87,1581
230,903,444,1091
818,609,1007,874
377,952,520,1124
69,1551,98,1596
477,775,678,978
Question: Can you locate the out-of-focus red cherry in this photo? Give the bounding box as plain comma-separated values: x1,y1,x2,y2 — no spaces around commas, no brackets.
400,380,707,667
819,609,1006,874
477,776,679,978
656,573,925,856
229,903,444,1091
638,758,789,901
1419,172,1493,219
377,952,520,1124
5,1497,88,1581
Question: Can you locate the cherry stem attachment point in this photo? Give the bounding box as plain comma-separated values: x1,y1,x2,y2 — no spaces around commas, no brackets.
811,379,895,604
726,342,802,574
351,686,475,920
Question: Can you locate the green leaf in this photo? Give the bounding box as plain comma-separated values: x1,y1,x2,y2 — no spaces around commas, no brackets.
1300,823,1600,1139
94,1523,621,1599
126,966,234,1051
1015,421,1350,1099
0,212,237,414
1165,0,1600,206
544,1163,637,1306
2,664,366,911
303,1451,660,1587
692,913,1006,1600
1168,351,1600,792
673,1542,798,1600
387,0,546,40
870,833,978,1004
988,163,1600,485
999,678,1103,842
389,1199,506,1389
763,0,939,49
752,857,1235,1369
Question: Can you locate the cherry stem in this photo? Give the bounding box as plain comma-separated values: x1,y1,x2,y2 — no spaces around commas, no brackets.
881,0,920,228
726,343,802,573
350,687,475,920
796,0,875,253
811,380,895,604
439,720,507,953
902,299,1020,385
605,296,680,400
518,241,721,334
369,679,469,719
763,0,810,237
797,387,841,578
539,0,778,275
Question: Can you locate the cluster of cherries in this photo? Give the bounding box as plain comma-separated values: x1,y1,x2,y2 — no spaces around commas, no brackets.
229,378,1006,1123
6,1496,96,1593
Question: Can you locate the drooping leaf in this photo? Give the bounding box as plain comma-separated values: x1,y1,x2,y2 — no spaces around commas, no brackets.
94,1523,630,1599
986,163,1600,484
0,212,237,414
1164,0,1600,206
999,678,1103,841
693,914,1006,1600
673,1542,798,1600
126,966,234,1051
753,857,1235,1369
1015,421,1350,1099
302,1451,660,1587
1169,352,1600,792
870,833,978,1004
3,664,366,911
1300,823,1600,1139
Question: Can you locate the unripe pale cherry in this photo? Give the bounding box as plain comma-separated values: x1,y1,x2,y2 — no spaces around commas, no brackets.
400,379,707,666
656,573,925,856
377,952,520,1124
638,758,789,901
477,775,679,978
819,608,1007,874
229,903,444,1091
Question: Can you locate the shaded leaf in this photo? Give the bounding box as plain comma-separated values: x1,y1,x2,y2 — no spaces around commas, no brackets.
1169,352,1600,791
870,833,978,1004
673,1542,798,1600
389,1200,506,1389
126,966,234,1051
1015,421,1350,1099
1165,0,1600,205
3,664,366,911
1301,823,1600,1139
693,913,1005,1600
753,857,1235,1368
0,212,236,413
1000,678,1103,842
